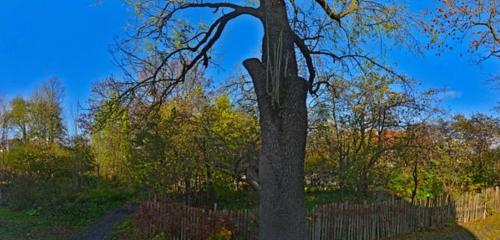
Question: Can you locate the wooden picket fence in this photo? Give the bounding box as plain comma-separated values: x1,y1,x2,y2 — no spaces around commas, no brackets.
453,187,500,223
136,187,500,240
134,200,258,240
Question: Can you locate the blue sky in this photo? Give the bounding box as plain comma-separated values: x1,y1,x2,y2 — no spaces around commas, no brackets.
0,0,129,130
0,0,498,134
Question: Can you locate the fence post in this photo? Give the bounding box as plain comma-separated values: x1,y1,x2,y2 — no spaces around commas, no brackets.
494,186,500,213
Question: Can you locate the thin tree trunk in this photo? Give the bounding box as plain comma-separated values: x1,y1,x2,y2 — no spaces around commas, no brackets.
357,172,369,195
182,177,189,205
244,1,308,238
204,161,215,206
411,159,418,204
22,124,27,144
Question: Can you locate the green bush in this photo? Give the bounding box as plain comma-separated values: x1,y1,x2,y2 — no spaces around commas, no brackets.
4,144,87,210
2,142,132,225
6,176,78,210
51,181,132,225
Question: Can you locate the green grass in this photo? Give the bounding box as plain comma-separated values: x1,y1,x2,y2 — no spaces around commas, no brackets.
305,191,348,208
387,214,500,240
0,207,82,240
49,182,133,226
460,214,500,240
107,218,136,240
0,180,133,240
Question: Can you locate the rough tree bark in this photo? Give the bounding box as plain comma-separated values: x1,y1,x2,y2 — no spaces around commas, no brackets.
244,0,308,239
117,0,413,237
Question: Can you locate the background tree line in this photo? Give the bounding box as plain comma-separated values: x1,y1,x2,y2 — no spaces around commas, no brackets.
1,73,497,219
0,79,95,215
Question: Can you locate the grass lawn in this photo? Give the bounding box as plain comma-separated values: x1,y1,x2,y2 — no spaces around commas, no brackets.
0,180,133,239
0,207,83,240
460,215,500,240
386,214,500,240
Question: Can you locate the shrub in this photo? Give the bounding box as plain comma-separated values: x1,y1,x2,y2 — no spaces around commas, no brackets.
133,200,247,240
50,181,132,225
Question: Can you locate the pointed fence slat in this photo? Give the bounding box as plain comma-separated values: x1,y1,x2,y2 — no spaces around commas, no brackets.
135,187,499,240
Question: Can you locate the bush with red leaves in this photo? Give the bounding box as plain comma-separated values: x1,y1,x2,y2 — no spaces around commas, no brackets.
133,199,255,240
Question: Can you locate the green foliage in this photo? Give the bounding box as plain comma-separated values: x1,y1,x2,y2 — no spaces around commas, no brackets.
50,181,132,225
8,97,29,142
91,105,131,181
0,78,134,233
450,114,500,188
0,180,132,237
386,114,500,199
4,143,93,209
89,78,259,207
28,78,66,144
1,71,497,239
307,72,499,198
305,191,344,208
216,190,257,210
151,233,167,240
0,132,127,227
0,207,82,240
6,79,66,145
306,73,435,194
108,218,137,240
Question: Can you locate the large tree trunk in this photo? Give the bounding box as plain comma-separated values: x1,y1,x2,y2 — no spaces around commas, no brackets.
244,1,308,239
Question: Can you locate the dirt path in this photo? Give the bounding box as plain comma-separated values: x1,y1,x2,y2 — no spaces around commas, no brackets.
73,204,135,240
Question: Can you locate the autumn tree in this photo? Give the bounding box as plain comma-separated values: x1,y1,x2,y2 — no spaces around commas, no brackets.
0,96,8,151
87,79,132,179
430,0,499,60
388,123,440,202
429,0,499,122
113,0,418,237
0,80,95,210
390,114,500,198
5,79,67,145
196,94,260,203
90,73,259,206
8,97,30,144
91,109,131,179
307,73,437,194
0,96,8,177
29,78,67,144
450,114,500,188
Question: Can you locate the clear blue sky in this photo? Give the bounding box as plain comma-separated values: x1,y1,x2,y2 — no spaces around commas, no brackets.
0,0,499,134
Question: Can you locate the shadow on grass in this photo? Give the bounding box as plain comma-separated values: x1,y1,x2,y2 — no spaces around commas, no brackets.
385,223,478,240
